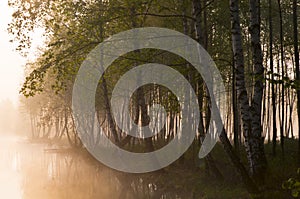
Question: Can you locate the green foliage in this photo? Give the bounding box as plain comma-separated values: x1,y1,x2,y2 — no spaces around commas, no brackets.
283,169,300,198
8,0,240,99
8,1,300,197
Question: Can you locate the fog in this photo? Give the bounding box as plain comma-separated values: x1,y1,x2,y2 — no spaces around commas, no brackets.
0,99,29,136
0,100,186,199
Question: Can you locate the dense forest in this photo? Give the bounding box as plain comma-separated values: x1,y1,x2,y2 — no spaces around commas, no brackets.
6,0,300,198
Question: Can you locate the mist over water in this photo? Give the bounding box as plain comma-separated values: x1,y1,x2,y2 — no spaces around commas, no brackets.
0,135,184,199
0,98,187,199
0,99,185,199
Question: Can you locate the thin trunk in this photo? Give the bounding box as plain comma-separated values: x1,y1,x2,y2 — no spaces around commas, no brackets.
233,53,240,154
231,0,266,186
193,0,203,45
248,0,267,184
131,5,154,152
192,0,223,180
98,13,119,143
102,77,119,143
293,0,300,165
269,0,277,156
203,0,208,50
278,0,285,157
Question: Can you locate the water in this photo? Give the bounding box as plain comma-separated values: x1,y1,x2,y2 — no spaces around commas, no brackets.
0,135,184,199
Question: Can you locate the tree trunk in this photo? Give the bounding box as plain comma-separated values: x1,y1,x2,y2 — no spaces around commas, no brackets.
193,0,203,45
102,76,119,143
230,0,266,185
293,0,300,165
269,0,277,156
192,0,223,180
98,12,119,144
249,0,267,183
131,5,154,152
277,0,285,157
233,53,240,154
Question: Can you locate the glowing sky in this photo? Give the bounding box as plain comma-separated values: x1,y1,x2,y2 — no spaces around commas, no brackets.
0,0,25,106
0,0,45,106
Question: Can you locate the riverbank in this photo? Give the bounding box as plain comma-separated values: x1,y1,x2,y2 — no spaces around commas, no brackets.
21,136,298,198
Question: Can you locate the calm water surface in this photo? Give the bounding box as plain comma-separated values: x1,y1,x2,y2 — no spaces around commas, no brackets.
0,135,183,199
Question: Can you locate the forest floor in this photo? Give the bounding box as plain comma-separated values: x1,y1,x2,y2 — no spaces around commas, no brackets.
188,139,299,199
85,139,299,198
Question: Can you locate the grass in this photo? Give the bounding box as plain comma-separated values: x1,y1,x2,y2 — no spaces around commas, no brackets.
188,139,299,199
132,138,300,198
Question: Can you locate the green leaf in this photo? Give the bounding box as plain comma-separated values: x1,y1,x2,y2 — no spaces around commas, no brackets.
292,189,299,198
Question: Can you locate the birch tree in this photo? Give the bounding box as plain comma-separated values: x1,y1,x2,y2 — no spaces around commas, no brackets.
230,0,267,185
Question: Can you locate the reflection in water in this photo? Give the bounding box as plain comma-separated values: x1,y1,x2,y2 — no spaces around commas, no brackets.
0,136,22,199
0,136,183,199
